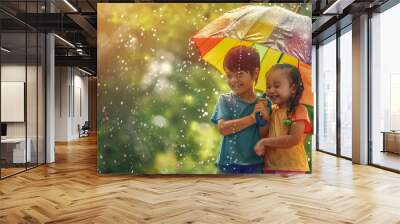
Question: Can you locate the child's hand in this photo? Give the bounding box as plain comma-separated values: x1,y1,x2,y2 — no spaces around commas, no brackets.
254,99,269,121
254,139,267,156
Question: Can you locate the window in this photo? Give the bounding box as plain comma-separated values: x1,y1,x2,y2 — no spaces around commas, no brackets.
317,36,337,154
0,1,47,179
371,3,400,171
312,45,317,150
339,27,352,158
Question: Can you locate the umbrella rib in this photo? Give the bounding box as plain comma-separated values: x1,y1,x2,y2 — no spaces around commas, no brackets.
260,47,270,63
276,52,284,64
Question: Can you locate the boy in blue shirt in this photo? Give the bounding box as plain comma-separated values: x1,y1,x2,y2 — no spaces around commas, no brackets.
211,45,269,174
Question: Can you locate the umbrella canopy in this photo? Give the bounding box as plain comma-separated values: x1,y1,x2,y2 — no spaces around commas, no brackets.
191,6,313,106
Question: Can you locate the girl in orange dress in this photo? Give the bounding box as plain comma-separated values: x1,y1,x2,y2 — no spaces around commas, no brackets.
254,64,312,173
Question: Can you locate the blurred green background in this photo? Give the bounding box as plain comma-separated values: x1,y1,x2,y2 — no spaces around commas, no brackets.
97,3,311,174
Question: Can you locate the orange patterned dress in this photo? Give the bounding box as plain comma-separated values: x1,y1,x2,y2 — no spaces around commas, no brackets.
264,104,312,173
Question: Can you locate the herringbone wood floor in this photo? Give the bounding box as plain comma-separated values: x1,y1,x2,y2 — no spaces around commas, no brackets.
1,135,400,224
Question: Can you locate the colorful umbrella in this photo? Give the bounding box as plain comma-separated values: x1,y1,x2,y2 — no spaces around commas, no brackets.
191,5,313,107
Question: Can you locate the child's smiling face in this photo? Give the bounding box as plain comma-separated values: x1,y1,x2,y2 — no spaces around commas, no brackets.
224,67,258,95
266,69,296,107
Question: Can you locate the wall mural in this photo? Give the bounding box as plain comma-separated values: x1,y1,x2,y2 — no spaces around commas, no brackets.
97,3,312,174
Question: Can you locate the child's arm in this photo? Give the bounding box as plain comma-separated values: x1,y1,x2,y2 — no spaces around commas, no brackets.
217,115,255,136
217,99,270,136
254,121,305,155
258,125,269,139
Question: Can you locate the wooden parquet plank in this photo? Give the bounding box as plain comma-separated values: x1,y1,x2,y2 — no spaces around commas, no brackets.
0,135,400,223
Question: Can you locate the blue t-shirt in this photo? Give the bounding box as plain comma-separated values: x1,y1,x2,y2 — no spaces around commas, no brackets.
211,93,264,166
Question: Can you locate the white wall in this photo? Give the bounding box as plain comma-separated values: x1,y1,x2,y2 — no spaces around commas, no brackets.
55,67,89,141
55,67,70,141
1,65,26,138
71,73,89,138
1,65,26,82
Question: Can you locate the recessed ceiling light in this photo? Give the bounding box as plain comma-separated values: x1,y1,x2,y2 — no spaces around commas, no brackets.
77,67,93,76
1,47,11,53
323,0,354,15
63,0,78,12
54,34,75,48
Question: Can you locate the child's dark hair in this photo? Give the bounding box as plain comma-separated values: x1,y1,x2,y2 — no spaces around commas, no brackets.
270,64,304,119
223,45,260,75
